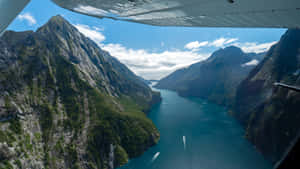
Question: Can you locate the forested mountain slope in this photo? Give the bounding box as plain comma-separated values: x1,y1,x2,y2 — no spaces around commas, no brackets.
0,15,160,169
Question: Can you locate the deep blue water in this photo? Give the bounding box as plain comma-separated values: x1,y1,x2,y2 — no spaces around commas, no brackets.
120,89,272,169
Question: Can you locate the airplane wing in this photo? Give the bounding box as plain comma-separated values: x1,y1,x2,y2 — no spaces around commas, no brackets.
1,0,300,35
0,0,30,35
51,0,300,28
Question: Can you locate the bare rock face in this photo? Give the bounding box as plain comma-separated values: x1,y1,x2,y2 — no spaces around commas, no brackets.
0,15,160,169
108,144,115,169
0,142,15,161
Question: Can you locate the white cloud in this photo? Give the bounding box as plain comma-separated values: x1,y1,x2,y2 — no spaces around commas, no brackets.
225,38,238,44
242,59,259,67
17,13,37,26
184,38,238,50
92,26,104,31
75,24,210,80
210,38,227,47
185,41,208,50
75,23,277,79
210,38,238,47
234,41,277,53
102,43,210,80
74,24,106,46
184,37,275,54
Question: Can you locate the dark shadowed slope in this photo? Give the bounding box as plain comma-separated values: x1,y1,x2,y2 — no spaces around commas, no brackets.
233,29,300,164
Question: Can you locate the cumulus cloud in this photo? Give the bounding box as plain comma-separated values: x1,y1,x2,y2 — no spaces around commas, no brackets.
102,43,210,80
184,38,238,51
74,24,106,46
75,23,277,79
224,38,239,44
184,38,276,54
75,24,210,80
185,41,208,50
234,41,277,53
17,13,37,26
242,59,259,67
210,38,238,47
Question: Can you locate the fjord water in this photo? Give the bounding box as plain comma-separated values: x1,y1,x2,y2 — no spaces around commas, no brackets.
120,89,272,169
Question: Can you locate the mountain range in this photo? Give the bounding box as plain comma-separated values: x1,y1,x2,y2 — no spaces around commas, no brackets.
155,46,265,107
0,15,161,169
1,14,299,168
156,29,300,164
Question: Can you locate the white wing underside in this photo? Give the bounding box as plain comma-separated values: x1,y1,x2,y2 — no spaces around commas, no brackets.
52,0,300,28
1,0,300,35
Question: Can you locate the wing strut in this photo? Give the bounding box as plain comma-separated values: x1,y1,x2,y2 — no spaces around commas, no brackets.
0,0,30,35
274,82,300,92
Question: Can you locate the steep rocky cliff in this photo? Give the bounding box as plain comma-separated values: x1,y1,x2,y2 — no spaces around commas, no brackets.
0,15,160,169
155,46,264,106
233,29,300,164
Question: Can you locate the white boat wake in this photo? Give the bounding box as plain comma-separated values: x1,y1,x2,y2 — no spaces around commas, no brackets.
151,152,160,162
183,136,186,150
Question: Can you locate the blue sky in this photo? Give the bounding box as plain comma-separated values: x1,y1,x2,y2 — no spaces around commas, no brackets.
7,0,287,80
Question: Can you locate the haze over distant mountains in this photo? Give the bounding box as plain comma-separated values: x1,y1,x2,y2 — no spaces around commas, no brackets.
155,46,265,106
156,29,300,164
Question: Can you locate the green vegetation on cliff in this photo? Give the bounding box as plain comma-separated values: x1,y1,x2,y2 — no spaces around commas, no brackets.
0,15,160,169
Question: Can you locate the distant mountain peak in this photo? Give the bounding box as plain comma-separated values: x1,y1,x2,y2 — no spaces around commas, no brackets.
224,45,242,51
45,15,70,26
155,45,263,106
37,15,77,37
204,46,248,66
49,14,65,22
216,46,244,55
